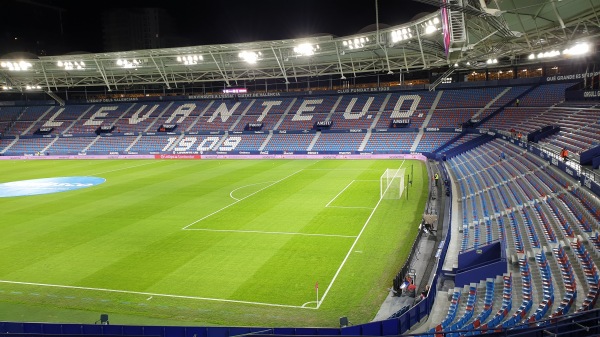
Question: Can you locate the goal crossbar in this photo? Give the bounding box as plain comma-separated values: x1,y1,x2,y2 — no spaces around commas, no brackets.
380,168,406,199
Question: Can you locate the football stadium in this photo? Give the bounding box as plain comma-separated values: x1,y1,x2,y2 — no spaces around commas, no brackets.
1,0,600,336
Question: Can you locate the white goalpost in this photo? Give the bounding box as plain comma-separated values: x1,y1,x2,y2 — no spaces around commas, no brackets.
380,168,406,199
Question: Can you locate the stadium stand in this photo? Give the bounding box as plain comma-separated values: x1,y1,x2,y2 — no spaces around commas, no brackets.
2,79,600,337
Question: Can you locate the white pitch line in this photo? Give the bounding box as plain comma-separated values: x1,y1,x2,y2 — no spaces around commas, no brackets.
326,206,374,209
301,300,318,308
229,181,276,201
303,168,382,171
0,279,312,310
182,169,303,229
325,179,378,209
316,160,405,309
325,180,356,208
92,160,162,175
183,228,357,238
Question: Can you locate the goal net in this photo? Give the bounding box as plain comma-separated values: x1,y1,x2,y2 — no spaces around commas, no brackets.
380,168,406,199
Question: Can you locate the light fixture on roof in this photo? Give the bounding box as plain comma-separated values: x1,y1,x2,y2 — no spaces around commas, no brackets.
239,51,261,64
25,85,42,90
486,58,498,64
57,60,86,70
294,43,319,57
421,18,440,35
343,37,369,49
536,50,560,59
563,42,590,56
177,55,203,65
390,28,413,43
1,60,32,71
116,59,143,69
2,85,13,90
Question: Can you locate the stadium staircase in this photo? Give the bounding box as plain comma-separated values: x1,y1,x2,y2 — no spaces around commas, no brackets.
2,106,26,137
438,133,493,159
473,84,539,128
432,131,467,155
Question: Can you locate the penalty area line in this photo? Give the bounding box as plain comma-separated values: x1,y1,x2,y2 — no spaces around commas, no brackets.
317,160,406,309
325,179,379,209
183,228,357,238
0,279,313,310
182,169,303,230
325,180,355,208
229,181,276,201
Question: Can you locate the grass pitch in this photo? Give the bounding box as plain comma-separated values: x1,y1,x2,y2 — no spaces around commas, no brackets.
0,159,428,327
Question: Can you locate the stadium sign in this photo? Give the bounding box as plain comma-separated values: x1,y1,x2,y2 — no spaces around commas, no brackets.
0,176,105,198
546,71,600,82
583,90,600,98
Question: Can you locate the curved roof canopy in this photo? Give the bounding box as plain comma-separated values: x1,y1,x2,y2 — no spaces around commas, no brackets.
0,0,598,93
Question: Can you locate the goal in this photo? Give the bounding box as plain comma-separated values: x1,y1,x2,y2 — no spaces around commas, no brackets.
380,168,406,199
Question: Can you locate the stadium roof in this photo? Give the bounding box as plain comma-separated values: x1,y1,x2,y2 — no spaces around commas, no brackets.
0,0,598,95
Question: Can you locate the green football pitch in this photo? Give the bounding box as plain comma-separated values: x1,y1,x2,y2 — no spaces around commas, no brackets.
0,159,428,327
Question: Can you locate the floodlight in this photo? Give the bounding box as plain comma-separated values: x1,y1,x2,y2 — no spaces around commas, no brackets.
345,36,370,49
239,51,259,64
564,42,590,56
176,55,202,65
425,25,436,35
57,60,86,70
294,43,316,56
117,58,143,68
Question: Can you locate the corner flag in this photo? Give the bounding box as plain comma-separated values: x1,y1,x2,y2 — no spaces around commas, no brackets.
315,281,319,306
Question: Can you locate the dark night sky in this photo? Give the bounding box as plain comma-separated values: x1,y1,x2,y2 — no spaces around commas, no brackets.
1,0,438,56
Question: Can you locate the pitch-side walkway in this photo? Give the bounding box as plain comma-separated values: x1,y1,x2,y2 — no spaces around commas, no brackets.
372,160,446,322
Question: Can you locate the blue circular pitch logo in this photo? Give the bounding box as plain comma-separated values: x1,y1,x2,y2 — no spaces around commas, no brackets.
0,177,106,198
